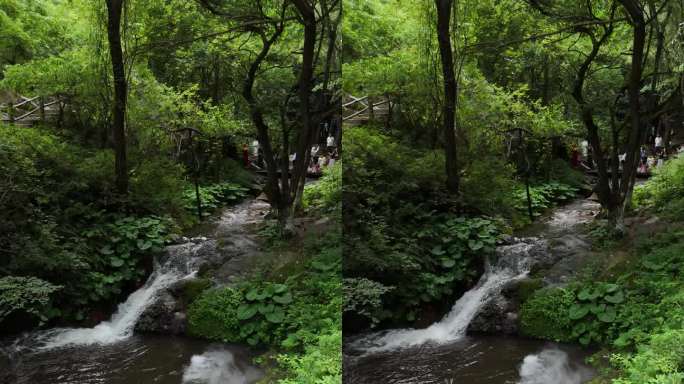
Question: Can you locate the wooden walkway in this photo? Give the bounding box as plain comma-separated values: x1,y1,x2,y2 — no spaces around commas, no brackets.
1,95,63,127
342,94,392,127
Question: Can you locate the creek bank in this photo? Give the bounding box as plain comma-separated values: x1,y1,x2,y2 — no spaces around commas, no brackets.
135,198,270,334
469,198,599,336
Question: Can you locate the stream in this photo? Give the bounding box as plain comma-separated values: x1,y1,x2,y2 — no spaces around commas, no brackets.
1,199,269,384
344,199,600,384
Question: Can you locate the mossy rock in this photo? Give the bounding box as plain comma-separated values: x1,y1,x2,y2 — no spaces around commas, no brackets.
513,278,544,302
519,286,574,342
187,287,243,341
178,278,213,305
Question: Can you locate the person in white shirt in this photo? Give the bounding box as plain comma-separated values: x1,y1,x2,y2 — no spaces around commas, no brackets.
326,135,335,152
250,140,259,158
655,135,663,153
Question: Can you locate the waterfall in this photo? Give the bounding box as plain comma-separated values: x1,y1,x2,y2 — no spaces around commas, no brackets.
182,348,262,384
518,349,593,384
356,240,543,352
35,241,207,350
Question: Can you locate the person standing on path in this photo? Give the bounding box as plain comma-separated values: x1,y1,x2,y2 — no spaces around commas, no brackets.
326,134,336,153
242,143,250,168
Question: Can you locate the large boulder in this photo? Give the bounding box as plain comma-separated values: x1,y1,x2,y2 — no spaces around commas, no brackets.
0,351,15,384
135,289,186,335
468,294,519,334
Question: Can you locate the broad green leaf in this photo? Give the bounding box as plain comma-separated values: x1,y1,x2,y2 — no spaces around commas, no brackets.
272,292,293,304
604,291,624,304
569,304,589,320
245,288,259,301
110,257,124,267
598,307,616,323
237,304,258,320
265,309,285,323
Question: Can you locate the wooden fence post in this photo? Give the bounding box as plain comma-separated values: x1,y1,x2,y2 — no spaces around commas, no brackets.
7,102,14,124
40,97,46,123
368,96,374,121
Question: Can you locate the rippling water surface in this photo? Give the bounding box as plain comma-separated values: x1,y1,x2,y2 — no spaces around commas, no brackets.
3,335,260,384
344,335,592,384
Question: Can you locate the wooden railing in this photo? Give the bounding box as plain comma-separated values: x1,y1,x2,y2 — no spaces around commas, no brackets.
342,94,392,125
1,95,64,126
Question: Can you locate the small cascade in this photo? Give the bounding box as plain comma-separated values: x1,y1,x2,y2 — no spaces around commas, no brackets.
34,241,209,350
518,349,593,384
182,348,262,384
355,239,544,352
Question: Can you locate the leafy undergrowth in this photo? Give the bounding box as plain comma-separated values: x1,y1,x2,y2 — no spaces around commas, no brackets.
182,182,249,218
514,182,579,220
187,170,342,383
521,160,684,383
0,125,252,331
187,227,342,383
343,126,580,330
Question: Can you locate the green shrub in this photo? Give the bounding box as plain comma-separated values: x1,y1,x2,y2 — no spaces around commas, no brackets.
303,161,341,215
565,282,630,346
546,158,586,189
277,330,342,384
520,287,575,342
514,182,578,218
179,278,213,304
515,278,544,302
187,287,243,342
633,155,684,219
129,157,188,216
343,278,393,327
182,182,249,217
0,276,61,324
612,329,684,384
461,157,519,217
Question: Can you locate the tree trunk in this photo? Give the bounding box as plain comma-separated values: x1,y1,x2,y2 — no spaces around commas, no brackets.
617,0,647,233
241,27,285,211
106,0,128,194
287,1,319,232
435,0,459,194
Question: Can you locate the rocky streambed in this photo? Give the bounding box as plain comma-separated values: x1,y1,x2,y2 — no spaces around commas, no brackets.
1,198,271,384
344,198,601,383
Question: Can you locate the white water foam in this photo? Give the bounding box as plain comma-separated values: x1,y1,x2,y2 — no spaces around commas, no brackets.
358,242,539,352
34,240,211,350
182,349,262,384
519,349,593,384
37,271,181,349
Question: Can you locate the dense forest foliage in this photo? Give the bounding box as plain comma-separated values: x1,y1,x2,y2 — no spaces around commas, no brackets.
1,0,340,381
343,0,684,382
3,0,684,382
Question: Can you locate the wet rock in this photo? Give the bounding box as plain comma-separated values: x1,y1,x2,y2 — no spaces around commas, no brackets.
135,290,186,335
468,294,518,334
0,352,15,384
497,234,514,245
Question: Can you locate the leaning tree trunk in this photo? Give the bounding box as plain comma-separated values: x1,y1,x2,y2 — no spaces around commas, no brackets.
435,0,460,194
106,0,128,194
616,0,647,232
287,1,318,232
240,26,285,222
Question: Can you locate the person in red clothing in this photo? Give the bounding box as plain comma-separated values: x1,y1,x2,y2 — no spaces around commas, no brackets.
242,143,250,168
570,145,580,168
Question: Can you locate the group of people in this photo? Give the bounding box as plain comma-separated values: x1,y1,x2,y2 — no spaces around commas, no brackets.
307,137,339,176
636,134,676,175
571,134,680,176
242,140,264,169
241,134,339,177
